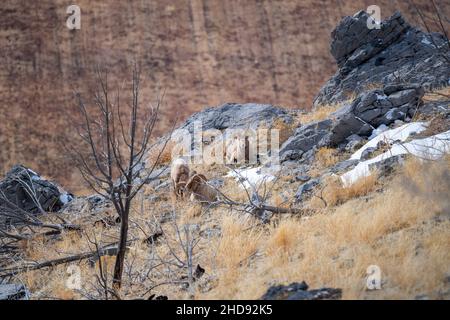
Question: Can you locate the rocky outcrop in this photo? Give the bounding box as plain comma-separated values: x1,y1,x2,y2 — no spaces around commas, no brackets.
280,120,333,162
178,103,293,133
0,165,72,215
330,11,409,70
314,11,450,106
281,84,424,162
260,281,342,300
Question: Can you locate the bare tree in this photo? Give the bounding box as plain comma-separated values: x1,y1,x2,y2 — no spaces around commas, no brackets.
66,64,171,291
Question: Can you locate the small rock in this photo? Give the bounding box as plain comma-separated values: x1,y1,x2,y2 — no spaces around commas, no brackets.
154,180,171,191
361,147,377,161
280,120,333,162
295,175,311,182
295,178,320,202
345,134,364,152
148,294,168,300
260,282,342,300
388,89,420,107
194,264,205,280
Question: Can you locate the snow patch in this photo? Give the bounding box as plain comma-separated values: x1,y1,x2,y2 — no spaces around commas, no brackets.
227,165,280,190
342,130,450,186
353,122,428,160
368,124,389,140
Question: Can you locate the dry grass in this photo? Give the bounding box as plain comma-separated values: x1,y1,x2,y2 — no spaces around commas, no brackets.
315,147,340,169
363,82,383,91
202,214,262,299
270,118,295,146
417,116,450,138
311,172,379,207
266,220,301,258
198,158,450,299
305,147,344,179
9,156,450,300
299,104,341,124
147,139,175,165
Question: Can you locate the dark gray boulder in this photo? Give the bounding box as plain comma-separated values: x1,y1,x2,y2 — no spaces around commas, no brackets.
0,165,72,215
280,120,332,162
314,11,450,107
328,103,373,144
388,89,419,107
260,282,342,300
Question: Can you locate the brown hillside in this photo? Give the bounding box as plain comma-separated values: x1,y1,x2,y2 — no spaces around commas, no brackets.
0,0,447,188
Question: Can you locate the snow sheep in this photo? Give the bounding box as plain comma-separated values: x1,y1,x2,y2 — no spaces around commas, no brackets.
170,158,190,198
185,173,218,203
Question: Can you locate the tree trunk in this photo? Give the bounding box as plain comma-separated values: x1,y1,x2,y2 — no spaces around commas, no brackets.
112,210,129,290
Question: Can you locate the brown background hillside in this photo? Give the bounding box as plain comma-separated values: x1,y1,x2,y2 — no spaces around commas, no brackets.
0,0,447,188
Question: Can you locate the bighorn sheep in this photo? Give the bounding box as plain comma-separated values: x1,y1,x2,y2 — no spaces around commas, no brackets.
225,135,250,164
170,158,190,198
185,173,218,203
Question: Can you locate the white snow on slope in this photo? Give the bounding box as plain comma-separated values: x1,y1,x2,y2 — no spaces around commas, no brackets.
227,165,280,190
342,130,450,186
351,122,428,160
368,124,388,140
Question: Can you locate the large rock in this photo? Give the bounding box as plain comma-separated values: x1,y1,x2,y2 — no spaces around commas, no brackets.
314,11,450,106
0,165,72,215
260,281,342,300
280,120,332,162
178,103,293,133
169,102,294,163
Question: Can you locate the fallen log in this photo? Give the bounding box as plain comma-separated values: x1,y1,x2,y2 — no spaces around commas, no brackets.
0,244,119,279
